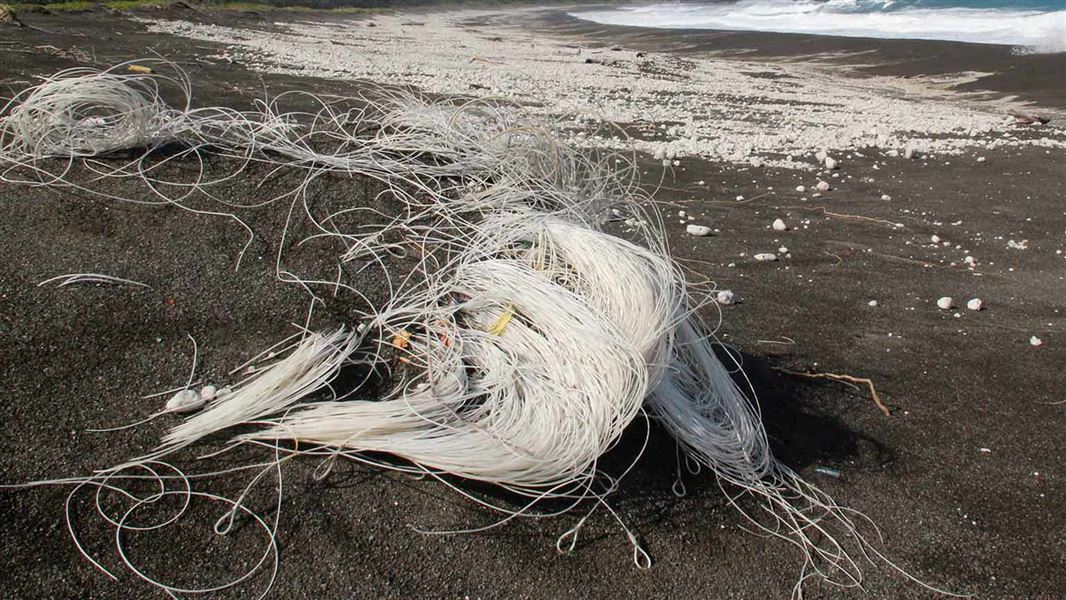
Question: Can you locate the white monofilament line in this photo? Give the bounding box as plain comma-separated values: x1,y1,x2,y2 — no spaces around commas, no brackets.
0,61,962,599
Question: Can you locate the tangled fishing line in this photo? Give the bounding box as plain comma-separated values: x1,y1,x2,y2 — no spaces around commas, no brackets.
0,62,959,598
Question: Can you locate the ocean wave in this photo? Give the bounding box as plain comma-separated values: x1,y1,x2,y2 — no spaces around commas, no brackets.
571,1,1066,53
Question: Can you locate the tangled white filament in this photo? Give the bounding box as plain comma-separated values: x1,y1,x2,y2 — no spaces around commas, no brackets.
0,61,958,599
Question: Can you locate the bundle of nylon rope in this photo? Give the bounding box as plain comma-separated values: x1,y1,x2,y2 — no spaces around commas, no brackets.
0,61,956,598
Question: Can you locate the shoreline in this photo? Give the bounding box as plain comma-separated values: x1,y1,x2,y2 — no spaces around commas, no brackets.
112,5,1065,171
537,7,1066,114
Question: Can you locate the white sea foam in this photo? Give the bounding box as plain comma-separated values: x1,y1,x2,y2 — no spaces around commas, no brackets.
572,1,1066,53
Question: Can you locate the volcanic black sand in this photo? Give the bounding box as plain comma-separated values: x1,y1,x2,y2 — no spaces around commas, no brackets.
1,5,1063,599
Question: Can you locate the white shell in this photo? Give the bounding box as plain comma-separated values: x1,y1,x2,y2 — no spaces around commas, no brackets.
966,298,983,311
936,296,954,310
686,224,712,236
716,290,736,305
795,185,806,193
772,218,788,231
754,253,778,262
166,389,205,413
868,300,879,307
931,234,941,244
1030,336,1044,347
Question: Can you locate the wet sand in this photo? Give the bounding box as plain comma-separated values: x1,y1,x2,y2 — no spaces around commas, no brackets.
529,8,1066,112
1,5,1064,599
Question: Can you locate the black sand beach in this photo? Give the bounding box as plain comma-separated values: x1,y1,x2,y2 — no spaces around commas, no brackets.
1,5,1064,599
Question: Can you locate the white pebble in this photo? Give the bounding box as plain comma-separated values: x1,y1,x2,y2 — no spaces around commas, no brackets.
795,185,806,193
881,194,891,201
199,385,217,402
815,150,828,162
772,218,788,232
868,300,878,307
736,195,744,201
166,389,205,413
904,147,916,159
754,253,778,262
816,180,830,191
931,234,941,244
1030,336,1044,347
686,224,712,236
716,290,736,305
778,246,788,254
977,157,986,162
964,256,976,267
966,298,983,311
824,157,838,170
936,296,954,310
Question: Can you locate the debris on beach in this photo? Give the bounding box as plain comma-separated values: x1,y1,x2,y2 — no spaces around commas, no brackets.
1009,109,1051,126
1007,239,1029,250
0,62,909,599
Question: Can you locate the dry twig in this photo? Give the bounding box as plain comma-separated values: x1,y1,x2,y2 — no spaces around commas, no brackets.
773,367,892,417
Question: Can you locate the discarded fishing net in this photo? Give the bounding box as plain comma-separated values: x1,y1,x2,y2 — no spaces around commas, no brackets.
1,63,954,598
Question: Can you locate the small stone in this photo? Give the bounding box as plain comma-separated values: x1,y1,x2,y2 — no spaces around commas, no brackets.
199,385,217,402
778,246,788,254
936,296,954,310
795,185,806,193
868,300,878,307
816,180,830,191
815,150,828,162
166,389,205,413
1030,336,1044,347
977,157,986,163
824,157,838,170
881,194,891,201
964,256,976,267
966,298,983,311
931,234,941,244
904,147,917,159
678,210,686,217
772,218,788,232
754,253,777,262
716,290,736,305
686,224,712,236
736,195,744,201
